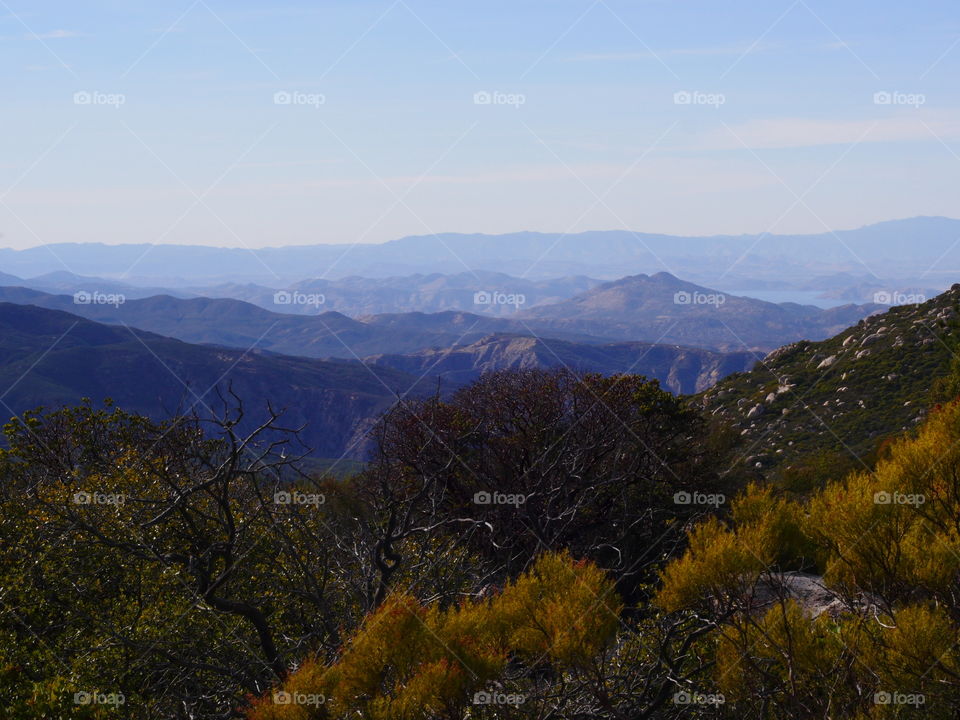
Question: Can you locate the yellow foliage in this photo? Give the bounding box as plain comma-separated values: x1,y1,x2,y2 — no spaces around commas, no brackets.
807,402,960,597
247,552,620,720
715,600,849,703
657,484,807,613
497,551,620,665
658,401,960,715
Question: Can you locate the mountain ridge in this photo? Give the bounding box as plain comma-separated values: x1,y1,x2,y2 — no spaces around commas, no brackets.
2,216,958,282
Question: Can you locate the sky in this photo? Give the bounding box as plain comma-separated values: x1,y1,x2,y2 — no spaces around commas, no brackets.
1,0,959,249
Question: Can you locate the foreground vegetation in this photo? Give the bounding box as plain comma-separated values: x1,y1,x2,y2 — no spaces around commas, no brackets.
3,362,960,718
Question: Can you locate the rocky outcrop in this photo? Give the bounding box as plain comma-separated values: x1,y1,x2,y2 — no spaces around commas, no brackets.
365,334,757,395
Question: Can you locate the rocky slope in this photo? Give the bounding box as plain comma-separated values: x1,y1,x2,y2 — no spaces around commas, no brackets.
699,286,960,475
365,334,757,394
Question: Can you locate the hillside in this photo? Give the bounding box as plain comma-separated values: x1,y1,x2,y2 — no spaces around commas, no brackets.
699,285,960,477
365,333,756,394
0,302,426,459
523,272,879,351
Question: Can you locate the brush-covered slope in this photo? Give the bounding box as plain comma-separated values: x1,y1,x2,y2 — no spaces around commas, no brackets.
699,285,960,477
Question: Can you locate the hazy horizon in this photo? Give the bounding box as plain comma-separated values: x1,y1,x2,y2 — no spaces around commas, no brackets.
1,213,956,252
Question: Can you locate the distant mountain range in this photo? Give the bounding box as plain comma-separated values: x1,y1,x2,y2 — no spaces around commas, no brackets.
0,274,945,463
0,272,879,354
187,272,600,317
0,287,609,358
0,301,760,458
2,217,959,285
4,270,192,300
0,270,600,317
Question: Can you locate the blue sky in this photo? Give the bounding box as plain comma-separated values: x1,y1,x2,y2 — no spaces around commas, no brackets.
1,0,959,248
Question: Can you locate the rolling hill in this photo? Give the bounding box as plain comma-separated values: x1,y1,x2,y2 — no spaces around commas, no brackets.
0,272,879,358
